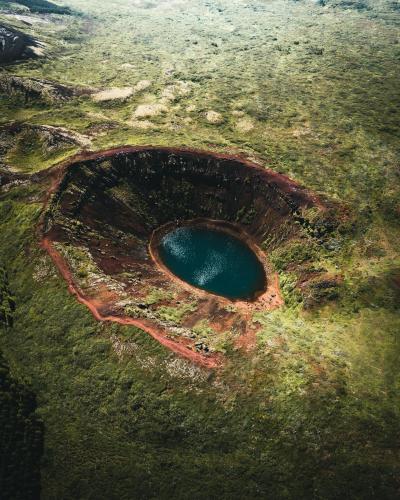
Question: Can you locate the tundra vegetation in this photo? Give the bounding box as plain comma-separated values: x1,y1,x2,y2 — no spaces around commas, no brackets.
0,0,399,498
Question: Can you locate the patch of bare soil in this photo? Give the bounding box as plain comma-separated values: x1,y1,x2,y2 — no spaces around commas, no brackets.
92,87,134,102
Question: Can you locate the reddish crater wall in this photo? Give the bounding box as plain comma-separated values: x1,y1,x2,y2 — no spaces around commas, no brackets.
41,146,327,367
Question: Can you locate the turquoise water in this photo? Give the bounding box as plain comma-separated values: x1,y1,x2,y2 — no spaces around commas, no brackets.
158,226,266,300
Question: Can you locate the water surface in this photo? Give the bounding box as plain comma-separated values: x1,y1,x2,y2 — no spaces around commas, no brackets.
158,226,265,300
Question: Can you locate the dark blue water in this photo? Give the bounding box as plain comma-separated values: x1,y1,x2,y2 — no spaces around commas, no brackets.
158,226,266,300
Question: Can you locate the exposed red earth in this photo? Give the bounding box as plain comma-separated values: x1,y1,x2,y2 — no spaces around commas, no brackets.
41,237,222,368
39,146,329,367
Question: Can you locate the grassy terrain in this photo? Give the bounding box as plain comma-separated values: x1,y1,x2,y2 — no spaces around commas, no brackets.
0,0,399,498
0,349,43,499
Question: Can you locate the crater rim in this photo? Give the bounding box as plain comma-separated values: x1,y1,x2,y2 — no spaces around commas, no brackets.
40,145,329,367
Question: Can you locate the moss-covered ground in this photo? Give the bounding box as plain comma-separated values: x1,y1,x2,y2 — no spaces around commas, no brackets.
0,0,399,498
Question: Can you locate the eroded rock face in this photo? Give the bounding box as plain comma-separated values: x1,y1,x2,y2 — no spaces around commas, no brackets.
45,148,321,240
0,75,94,102
43,147,330,366
0,122,91,174
0,24,39,64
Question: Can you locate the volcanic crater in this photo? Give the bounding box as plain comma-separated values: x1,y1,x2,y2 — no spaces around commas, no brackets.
42,147,327,367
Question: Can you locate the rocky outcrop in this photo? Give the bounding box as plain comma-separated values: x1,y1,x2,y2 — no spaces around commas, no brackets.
0,122,92,172
0,74,95,102
9,0,71,15
0,24,40,64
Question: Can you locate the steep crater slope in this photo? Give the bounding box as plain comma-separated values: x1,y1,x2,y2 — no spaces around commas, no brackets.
43,147,332,366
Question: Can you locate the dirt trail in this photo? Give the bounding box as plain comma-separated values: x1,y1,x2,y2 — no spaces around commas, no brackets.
41,238,221,369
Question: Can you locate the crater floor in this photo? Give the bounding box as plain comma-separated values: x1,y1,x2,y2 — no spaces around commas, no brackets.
155,223,266,300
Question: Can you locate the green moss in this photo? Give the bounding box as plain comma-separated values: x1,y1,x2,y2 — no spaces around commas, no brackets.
55,244,98,281
156,302,197,324
192,319,233,354
192,319,214,338
279,272,303,308
144,287,175,306
270,241,319,272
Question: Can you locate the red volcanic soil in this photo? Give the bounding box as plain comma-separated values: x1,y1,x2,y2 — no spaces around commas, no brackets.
41,237,222,369
39,146,333,367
